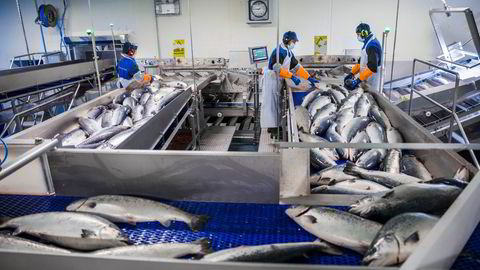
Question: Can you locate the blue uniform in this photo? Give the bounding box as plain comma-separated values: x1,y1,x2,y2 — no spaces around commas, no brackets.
268,46,299,71
116,56,139,80
362,34,382,72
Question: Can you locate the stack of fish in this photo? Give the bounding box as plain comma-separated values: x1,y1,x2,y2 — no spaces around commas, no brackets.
56,80,188,150
289,83,472,266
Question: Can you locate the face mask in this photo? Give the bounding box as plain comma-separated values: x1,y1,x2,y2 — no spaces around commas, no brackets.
357,35,364,42
287,43,295,50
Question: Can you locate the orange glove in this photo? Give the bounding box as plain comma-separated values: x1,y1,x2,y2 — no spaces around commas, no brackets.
351,64,360,75
359,67,374,81
295,66,310,80
279,68,293,79
143,74,152,83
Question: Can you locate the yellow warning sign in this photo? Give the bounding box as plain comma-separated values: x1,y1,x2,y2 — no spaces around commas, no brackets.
173,39,185,58
314,35,328,56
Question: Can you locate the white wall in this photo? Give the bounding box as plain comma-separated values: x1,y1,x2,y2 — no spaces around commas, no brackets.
2,0,480,70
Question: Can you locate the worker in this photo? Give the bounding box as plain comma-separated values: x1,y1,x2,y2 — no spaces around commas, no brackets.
261,31,318,131
344,23,382,91
116,42,152,89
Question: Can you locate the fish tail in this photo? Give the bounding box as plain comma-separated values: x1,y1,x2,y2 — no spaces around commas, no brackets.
344,161,361,176
0,217,11,228
313,239,343,255
192,237,213,255
189,214,209,231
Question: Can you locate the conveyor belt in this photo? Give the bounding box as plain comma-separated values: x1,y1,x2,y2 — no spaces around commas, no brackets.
199,126,236,151
0,194,362,265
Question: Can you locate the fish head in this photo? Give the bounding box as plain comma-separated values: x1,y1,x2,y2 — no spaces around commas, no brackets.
100,224,129,242
66,198,89,211
363,233,400,267
285,205,312,218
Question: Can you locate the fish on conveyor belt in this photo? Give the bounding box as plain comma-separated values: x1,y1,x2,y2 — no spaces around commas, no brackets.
349,183,461,222
339,92,362,111
0,212,128,251
111,106,131,126
311,179,390,195
344,162,422,188
325,122,348,159
86,106,106,119
400,155,432,181
327,88,346,105
341,116,370,142
335,108,355,133
98,128,137,149
299,132,338,169
132,105,145,123
309,164,357,186
355,149,385,170
201,240,342,262
307,95,332,117
122,116,133,127
453,166,470,182
381,149,401,174
330,84,349,97
130,89,145,101
363,213,439,267
101,110,114,128
421,177,468,189
354,94,371,117
348,130,370,161
56,128,87,147
66,195,209,231
301,89,321,108
92,238,211,259
76,141,105,149
113,92,130,104
78,126,129,146
386,127,403,143
310,103,336,136
139,92,151,105
0,233,72,254
78,117,102,136
122,97,137,110
133,116,153,128
295,106,311,133
369,105,391,130
286,206,382,254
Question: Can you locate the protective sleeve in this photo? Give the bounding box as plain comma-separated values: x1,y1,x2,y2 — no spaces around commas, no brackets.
359,67,374,81
352,63,360,75
366,46,379,72
279,68,293,79
295,65,310,80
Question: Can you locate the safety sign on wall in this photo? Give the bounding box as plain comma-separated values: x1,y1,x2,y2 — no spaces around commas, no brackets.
314,35,328,55
173,39,185,58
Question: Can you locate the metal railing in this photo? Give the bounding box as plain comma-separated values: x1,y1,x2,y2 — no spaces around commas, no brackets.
407,58,480,168
9,51,64,69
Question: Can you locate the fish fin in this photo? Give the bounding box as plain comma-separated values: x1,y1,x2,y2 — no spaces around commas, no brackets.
12,228,22,236
327,179,337,186
192,237,213,255
126,216,137,226
381,190,395,199
81,229,97,238
404,231,420,245
343,161,360,176
311,186,328,194
295,206,312,217
159,220,172,228
303,214,318,224
189,215,209,231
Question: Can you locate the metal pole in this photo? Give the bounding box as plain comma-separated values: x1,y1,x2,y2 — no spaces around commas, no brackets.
448,76,460,143
15,0,32,64
109,23,118,76
188,0,200,149
408,59,416,116
388,0,400,101
275,0,280,139
67,83,81,110
379,30,389,93
34,0,48,56
0,139,59,182
153,0,162,59
88,0,103,95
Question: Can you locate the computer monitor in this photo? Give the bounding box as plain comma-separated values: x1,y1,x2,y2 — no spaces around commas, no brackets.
248,46,268,64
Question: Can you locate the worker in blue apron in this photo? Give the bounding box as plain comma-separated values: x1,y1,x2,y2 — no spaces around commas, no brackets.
116,42,151,89
261,31,318,132
344,23,382,91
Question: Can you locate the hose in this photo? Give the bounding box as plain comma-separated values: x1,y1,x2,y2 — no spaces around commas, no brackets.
0,138,8,166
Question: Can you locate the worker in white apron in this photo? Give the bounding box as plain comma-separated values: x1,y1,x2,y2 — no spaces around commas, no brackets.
344,23,382,91
261,31,318,132
116,42,151,89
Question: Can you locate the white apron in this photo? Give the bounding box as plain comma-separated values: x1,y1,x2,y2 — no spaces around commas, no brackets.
260,43,292,128
360,35,380,91
116,77,133,89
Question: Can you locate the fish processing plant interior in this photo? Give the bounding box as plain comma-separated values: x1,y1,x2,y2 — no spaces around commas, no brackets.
1,1,480,270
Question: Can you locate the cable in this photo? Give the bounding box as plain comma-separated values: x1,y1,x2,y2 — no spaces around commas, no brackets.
0,138,8,166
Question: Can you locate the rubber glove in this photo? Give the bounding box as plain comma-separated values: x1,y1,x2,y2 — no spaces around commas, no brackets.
307,77,319,86
345,78,361,90
291,76,301,86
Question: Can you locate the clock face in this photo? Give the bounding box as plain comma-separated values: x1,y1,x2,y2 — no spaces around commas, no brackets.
251,1,268,18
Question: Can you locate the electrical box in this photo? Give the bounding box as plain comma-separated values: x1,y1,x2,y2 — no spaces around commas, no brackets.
248,46,269,65
155,0,181,16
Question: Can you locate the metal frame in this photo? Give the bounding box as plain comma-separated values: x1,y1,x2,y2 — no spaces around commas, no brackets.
407,58,480,168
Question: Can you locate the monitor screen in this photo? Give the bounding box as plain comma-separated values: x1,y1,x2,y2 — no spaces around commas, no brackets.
251,47,268,62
